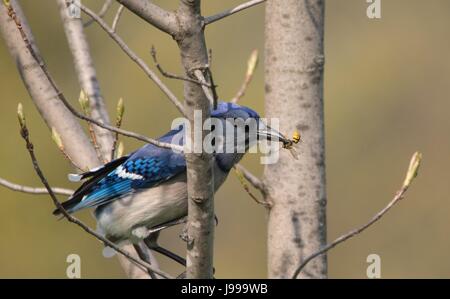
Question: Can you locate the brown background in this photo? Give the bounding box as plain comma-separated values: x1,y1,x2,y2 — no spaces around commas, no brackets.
0,0,448,278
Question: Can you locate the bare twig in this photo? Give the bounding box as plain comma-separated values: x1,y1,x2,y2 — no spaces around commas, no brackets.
117,0,177,35
83,0,113,27
0,177,73,196
291,152,423,278
208,49,213,68
51,128,85,171
150,46,211,87
234,164,266,195
16,104,172,279
5,2,181,152
70,1,186,117
233,165,269,207
77,90,104,163
112,4,125,32
194,70,216,108
116,141,125,159
231,49,259,103
206,67,219,109
110,98,125,161
204,0,266,25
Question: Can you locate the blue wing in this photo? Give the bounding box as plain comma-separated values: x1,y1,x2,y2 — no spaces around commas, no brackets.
54,130,186,215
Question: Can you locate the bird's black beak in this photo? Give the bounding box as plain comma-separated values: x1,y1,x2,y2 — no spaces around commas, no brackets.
257,121,290,145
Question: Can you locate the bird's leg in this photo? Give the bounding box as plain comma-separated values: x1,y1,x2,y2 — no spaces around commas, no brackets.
144,232,187,267
132,242,158,279
147,216,187,235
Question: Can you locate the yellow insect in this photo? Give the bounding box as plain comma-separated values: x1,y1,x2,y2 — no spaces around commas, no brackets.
292,131,301,144
282,130,301,149
281,130,301,159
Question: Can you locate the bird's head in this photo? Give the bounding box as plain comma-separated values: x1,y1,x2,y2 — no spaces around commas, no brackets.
211,101,290,143
210,102,290,170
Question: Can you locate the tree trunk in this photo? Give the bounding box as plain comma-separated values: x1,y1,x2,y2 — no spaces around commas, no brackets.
0,1,98,170
56,0,114,161
264,0,327,278
0,0,153,279
176,0,215,279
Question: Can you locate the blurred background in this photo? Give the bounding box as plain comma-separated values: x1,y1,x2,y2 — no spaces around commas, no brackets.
0,0,449,278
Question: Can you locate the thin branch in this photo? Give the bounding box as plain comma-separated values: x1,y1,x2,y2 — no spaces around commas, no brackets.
150,46,211,87
83,0,113,27
204,0,266,25
194,70,215,108
51,127,85,171
86,119,104,162
0,177,73,196
234,164,266,195
112,4,125,33
233,165,269,207
16,109,172,279
5,3,182,152
77,90,105,163
71,1,186,117
110,98,124,161
206,67,219,109
208,49,213,68
231,49,259,103
292,152,423,278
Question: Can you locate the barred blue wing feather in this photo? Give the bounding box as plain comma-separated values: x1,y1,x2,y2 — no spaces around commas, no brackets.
53,125,186,216
53,146,186,215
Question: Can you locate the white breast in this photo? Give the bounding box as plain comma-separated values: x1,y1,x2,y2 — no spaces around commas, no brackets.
95,164,230,243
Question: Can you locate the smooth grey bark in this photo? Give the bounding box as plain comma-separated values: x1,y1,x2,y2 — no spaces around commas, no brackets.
264,0,327,278
0,0,152,279
117,0,215,279
175,0,215,279
0,1,98,170
117,0,178,35
57,0,114,161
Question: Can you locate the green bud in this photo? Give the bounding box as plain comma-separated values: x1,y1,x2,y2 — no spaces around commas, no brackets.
116,97,125,123
17,103,25,128
51,127,64,149
403,151,422,188
246,49,259,78
78,90,90,114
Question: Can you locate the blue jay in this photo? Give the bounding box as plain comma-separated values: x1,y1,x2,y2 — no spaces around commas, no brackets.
54,102,288,265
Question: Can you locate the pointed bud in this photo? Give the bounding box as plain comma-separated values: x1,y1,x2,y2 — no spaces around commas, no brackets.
246,49,259,78
78,90,90,114
51,127,64,150
17,103,26,128
116,97,125,125
403,151,422,189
